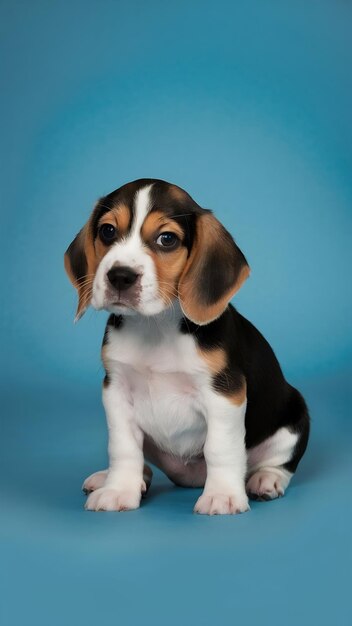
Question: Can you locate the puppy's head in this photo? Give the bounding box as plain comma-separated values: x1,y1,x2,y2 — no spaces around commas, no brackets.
64,179,250,324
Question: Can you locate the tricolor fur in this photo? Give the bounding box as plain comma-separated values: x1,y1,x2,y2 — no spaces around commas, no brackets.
65,179,309,515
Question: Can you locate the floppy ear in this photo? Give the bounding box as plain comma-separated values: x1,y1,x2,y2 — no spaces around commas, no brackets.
64,220,97,322
178,212,250,325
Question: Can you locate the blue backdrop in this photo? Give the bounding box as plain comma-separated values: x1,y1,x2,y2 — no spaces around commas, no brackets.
1,2,351,625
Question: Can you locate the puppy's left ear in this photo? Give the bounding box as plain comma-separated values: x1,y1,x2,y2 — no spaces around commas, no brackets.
64,220,96,322
178,212,250,325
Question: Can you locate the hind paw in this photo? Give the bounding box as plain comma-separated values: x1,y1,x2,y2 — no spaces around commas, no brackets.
82,470,108,494
246,468,291,501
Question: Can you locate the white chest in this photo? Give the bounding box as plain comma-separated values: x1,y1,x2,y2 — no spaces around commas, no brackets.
104,318,210,457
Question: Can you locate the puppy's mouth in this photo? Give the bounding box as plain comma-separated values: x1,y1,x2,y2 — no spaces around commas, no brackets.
106,295,138,307
104,288,141,311
109,300,132,308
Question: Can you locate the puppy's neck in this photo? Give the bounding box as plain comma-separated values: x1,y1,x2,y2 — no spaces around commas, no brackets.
124,299,184,337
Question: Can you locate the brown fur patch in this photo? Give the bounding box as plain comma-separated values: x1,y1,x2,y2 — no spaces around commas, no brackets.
77,229,97,318
141,211,188,303
98,203,131,233
150,247,188,303
64,224,98,320
198,347,227,374
95,203,131,260
141,210,184,241
64,250,78,287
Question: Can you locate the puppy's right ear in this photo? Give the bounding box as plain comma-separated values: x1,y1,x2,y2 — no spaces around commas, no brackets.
64,221,96,322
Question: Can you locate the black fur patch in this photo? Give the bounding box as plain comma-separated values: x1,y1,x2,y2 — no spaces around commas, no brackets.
102,314,123,346
198,237,248,306
181,305,310,462
282,389,310,473
148,181,204,253
65,231,87,281
102,315,124,386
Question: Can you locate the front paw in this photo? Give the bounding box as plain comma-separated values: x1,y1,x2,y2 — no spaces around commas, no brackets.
194,492,250,516
85,487,141,512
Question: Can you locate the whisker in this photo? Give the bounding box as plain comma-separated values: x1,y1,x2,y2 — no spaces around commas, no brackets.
76,273,95,282
76,280,94,286
78,283,93,294
78,286,93,301
78,281,92,292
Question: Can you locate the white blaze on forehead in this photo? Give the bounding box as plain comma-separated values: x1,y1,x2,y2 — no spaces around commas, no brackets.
91,182,167,315
131,184,153,236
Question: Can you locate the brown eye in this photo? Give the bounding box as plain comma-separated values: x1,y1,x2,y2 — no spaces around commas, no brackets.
156,232,179,249
99,223,117,244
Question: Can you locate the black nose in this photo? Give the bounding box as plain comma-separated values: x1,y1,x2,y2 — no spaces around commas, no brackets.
107,266,139,291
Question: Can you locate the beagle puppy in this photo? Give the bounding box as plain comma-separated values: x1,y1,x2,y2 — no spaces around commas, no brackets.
65,178,310,515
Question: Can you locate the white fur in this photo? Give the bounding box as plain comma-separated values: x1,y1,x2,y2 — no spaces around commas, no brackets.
245,428,296,500
103,304,208,458
247,427,298,474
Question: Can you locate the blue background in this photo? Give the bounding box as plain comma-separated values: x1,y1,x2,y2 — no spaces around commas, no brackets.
1,1,351,625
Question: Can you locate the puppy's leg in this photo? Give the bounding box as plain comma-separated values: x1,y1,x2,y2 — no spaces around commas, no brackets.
82,465,153,495
194,389,249,516
85,378,145,512
246,388,310,501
